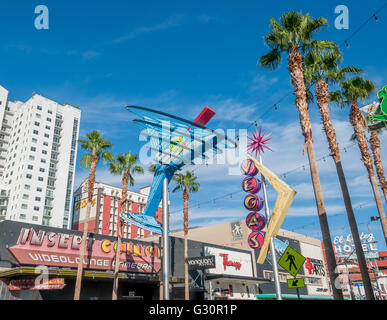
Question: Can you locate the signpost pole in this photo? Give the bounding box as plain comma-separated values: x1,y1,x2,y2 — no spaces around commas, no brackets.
296,287,300,300
259,155,282,300
162,178,170,300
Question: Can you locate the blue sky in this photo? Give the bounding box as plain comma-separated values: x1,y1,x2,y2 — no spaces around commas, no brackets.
1,0,387,251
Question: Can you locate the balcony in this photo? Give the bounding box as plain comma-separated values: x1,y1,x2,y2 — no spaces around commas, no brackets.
0,129,10,136
43,210,52,217
50,156,59,163
46,183,56,189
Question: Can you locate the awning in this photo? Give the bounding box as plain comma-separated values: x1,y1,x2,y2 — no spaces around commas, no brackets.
205,274,270,284
0,266,184,283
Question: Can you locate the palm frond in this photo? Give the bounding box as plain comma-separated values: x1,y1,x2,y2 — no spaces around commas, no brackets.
259,48,282,70
80,154,92,169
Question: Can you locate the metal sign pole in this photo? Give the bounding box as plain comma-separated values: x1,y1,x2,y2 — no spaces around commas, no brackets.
259,155,282,300
162,177,170,300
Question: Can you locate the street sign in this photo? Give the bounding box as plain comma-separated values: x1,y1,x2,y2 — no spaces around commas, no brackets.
353,282,364,287
278,245,306,277
287,278,305,289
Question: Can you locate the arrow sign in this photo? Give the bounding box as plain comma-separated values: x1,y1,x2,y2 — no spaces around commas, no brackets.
287,278,305,289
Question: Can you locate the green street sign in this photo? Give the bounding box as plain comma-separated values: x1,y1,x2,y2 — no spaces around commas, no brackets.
287,278,305,289
278,245,306,277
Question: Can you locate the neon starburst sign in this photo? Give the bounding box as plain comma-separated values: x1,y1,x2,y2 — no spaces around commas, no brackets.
247,127,273,156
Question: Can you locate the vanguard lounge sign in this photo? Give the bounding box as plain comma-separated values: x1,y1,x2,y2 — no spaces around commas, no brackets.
187,256,216,270
7,227,161,273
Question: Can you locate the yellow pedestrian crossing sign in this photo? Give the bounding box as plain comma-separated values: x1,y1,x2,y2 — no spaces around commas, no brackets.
287,278,305,289
278,246,306,277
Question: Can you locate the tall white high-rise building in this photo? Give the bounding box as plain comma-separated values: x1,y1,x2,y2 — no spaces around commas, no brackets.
0,85,81,229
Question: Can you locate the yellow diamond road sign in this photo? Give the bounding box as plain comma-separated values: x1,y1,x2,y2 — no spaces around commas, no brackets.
278,246,306,277
287,278,305,289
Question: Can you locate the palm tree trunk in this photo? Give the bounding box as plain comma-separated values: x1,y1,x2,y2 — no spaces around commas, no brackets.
183,188,189,300
316,78,374,300
334,161,375,299
306,143,344,299
369,129,387,204
288,46,343,300
74,150,98,300
112,171,128,300
350,101,387,245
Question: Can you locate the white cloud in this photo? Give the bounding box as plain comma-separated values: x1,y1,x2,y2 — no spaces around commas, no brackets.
111,15,184,44
82,50,100,60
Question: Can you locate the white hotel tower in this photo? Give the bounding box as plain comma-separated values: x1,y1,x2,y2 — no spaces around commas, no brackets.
0,85,81,229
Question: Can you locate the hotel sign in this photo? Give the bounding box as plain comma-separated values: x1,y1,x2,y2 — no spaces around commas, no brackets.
7,227,161,273
333,232,379,260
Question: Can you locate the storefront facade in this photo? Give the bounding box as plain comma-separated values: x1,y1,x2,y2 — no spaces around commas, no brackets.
166,237,269,300
0,220,165,300
171,219,333,299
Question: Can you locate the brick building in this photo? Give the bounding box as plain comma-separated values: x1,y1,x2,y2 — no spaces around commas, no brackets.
71,179,162,239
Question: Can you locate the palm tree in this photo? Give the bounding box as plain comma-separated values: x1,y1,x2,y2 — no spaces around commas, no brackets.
148,164,157,173
331,76,387,245
109,152,144,300
303,48,375,299
259,11,344,299
172,171,200,300
74,131,114,300
369,128,387,203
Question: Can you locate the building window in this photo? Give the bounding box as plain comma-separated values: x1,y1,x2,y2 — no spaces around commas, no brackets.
34,121,40,126
29,155,35,161
35,197,41,202
19,214,26,220
43,142,48,146
26,174,32,179
24,184,31,190
22,194,29,200
38,177,44,182
32,138,37,143
46,118,51,122
44,133,49,138
42,150,47,155
30,147,36,152
39,168,45,172
21,204,27,209
37,187,42,192
48,110,52,114
37,105,42,111
33,130,39,135
33,206,39,211
27,165,33,170
32,216,38,221
136,228,144,239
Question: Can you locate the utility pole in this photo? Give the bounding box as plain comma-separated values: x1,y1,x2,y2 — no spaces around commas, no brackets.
259,155,282,300
162,178,170,300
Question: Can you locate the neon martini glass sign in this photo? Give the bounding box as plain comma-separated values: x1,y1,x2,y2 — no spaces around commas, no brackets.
120,105,237,234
